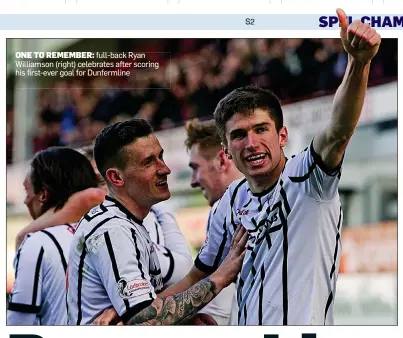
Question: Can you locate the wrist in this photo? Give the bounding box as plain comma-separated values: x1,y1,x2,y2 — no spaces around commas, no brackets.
209,272,225,294
348,54,371,69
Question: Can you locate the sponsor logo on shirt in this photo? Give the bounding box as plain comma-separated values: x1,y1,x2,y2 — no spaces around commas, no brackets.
117,278,151,299
236,209,249,216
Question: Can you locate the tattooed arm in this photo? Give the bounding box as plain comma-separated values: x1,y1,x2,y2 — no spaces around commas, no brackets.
126,226,248,326
93,226,248,326
127,277,218,325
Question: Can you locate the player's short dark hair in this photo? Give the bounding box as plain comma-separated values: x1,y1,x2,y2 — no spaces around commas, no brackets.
213,85,283,144
94,119,153,179
30,147,99,213
184,119,222,158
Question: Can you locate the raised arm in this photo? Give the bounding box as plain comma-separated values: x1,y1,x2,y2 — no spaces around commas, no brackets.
16,188,106,249
313,8,381,171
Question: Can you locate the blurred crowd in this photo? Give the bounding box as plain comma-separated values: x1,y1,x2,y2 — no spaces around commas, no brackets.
6,38,397,164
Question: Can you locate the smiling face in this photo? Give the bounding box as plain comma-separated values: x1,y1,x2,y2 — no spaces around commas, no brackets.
224,109,288,189
188,144,224,206
110,134,172,209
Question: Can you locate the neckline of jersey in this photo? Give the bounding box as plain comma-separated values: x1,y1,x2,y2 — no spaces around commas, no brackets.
105,195,143,225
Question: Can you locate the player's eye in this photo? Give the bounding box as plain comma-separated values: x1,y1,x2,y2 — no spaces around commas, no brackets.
231,131,246,140
255,126,268,133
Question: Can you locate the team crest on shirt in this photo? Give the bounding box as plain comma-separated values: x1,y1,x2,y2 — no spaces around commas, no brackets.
117,278,152,299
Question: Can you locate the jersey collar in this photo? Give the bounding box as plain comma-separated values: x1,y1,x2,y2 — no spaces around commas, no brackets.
105,195,143,225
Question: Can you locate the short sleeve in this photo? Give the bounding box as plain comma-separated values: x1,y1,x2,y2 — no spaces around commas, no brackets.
90,226,156,322
8,234,44,322
287,141,343,201
194,193,233,274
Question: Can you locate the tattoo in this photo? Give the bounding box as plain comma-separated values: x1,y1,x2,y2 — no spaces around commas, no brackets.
126,278,218,325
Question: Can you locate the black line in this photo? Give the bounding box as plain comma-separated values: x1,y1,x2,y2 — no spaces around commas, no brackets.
76,243,86,325
230,178,247,231
41,229,68,273
258,265,265,325
10,244,24,304
8,302,41,313
162,249,175,284
237,277,244,324
329,207,343,279
280,180,291,214
84,203,109,221
269,224,282,233
324,206,343,324
279,207,288,325
213,196,224,215
243,198,252,208
213,217,228,269
230,178,247,208
105,232,130,311
324,292,333,324
289,162,317,183
32,247,44,306
130,228,146,279
258,196,263,211
265,229,272,248
84,216,119,241
77,216,116,325
154,222,160,244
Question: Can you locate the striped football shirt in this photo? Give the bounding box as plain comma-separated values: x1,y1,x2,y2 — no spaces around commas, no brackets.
66,196,163,325
195,141,343,325
7,224,75,325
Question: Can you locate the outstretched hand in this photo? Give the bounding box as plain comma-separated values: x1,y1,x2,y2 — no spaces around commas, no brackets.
336,8,381,63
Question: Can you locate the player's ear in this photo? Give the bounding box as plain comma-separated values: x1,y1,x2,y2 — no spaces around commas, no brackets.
221,143,232,159
105,168,125,187
38,187,48,204
217,150,230,173
279,126,288,148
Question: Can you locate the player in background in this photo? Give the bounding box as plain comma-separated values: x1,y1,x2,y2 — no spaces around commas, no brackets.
7,147,99,325
185,118,243,325
127,9,380,325
67,119,247,325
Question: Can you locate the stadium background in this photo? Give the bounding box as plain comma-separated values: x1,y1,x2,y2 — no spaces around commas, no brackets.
6,38,397,325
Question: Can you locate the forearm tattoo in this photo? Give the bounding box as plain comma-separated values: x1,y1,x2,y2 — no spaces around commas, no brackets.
126,278,218,325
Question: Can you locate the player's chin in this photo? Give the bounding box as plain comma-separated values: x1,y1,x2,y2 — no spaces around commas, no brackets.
154,185,171,201
244,162,271,177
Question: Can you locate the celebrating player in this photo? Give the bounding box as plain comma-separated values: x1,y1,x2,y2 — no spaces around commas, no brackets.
157,9,381,325
90,9,382,326
7,147,99,325
66,119,247,325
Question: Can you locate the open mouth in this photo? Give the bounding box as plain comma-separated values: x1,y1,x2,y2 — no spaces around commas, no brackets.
245,153,267,166
156,180,168,187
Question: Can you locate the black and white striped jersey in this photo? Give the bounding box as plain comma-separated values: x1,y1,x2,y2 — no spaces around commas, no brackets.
7,224,75,325
195,142,343,325
143,205,193,287
66,196,163,325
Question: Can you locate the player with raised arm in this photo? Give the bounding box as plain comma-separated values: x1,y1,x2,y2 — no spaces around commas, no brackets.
66,119,247,325
7,147,99,325
91,9,381,325
154,9,380,324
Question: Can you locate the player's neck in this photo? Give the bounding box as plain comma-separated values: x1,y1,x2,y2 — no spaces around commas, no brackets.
107,191,150,221
248,153,286,194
